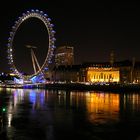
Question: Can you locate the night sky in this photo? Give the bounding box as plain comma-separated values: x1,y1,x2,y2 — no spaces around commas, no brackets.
0,0,140,73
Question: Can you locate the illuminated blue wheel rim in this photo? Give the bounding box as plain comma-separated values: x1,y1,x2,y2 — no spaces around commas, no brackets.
7,9,56,80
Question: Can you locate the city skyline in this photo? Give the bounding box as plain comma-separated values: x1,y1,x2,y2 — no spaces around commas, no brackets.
0,1,140,73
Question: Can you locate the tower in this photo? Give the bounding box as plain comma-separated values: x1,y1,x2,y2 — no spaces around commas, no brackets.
110,50,115,66
130,57,135,83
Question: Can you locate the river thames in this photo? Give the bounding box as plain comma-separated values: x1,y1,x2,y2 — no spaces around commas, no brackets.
0,88,140,140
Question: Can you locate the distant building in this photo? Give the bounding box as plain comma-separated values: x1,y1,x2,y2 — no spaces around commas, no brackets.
51,65,80,82
55,46,74,67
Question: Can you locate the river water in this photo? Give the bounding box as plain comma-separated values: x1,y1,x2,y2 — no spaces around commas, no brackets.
0,88,140,140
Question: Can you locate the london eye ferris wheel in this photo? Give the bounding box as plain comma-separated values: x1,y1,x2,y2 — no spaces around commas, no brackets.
7,9,56,83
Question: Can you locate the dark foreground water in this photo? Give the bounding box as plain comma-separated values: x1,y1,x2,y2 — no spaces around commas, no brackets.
0,88,140,140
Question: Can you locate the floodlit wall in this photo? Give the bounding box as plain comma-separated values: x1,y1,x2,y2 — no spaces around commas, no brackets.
87,67,120,83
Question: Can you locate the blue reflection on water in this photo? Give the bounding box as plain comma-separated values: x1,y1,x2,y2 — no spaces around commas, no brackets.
29,90,36,104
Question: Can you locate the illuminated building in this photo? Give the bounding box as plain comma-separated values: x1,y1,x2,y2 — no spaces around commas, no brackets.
79,62,120,83
55,46,74,66
86,67,120,83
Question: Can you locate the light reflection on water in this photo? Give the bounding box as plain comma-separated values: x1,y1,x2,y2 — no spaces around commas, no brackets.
85,92,120,124
0,89,140,140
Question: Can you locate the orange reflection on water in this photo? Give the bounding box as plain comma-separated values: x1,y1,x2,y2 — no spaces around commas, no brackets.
86,92,120,124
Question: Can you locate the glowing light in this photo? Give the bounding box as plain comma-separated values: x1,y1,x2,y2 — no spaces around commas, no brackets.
31,9,35,12
44,13,48,17
2,107,6,112
8,114,12,127
48,18,51,21
40,11,44,14
35,9,39,12
14,77,23,84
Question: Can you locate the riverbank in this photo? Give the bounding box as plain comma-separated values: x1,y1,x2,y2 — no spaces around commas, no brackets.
1,83,140,92
44,83,140,92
